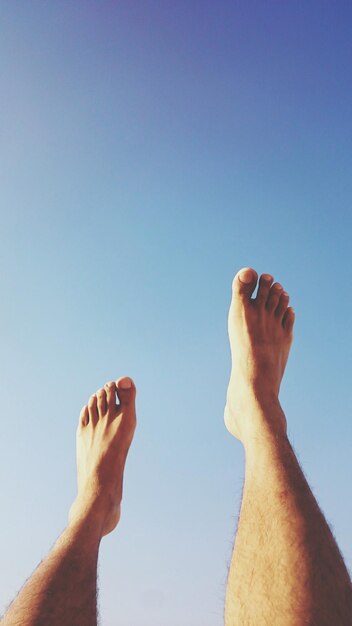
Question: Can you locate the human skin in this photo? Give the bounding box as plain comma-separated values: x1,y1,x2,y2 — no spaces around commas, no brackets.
1,376,136,626
224,268,352,625
2,269,351,626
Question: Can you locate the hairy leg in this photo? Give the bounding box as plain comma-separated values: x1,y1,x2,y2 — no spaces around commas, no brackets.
224,269,352,626
1,377,136,626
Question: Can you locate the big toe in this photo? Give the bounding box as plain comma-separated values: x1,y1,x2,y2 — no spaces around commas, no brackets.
231,268,258,308
116,376,136,407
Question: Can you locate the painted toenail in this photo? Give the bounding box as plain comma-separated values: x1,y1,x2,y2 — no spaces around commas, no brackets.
119,378,132,389
238,269,254,284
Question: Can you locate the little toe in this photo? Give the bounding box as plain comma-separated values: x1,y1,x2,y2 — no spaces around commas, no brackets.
283,306,295,332
275,291,290,319
105,381,117,413
232,268,258,306
266,282,283,312
88,394,98,425
80,405,89,427
96,388,107,417
255,273,274,307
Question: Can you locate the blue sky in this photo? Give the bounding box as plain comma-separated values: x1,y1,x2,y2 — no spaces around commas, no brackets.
1,2,351,624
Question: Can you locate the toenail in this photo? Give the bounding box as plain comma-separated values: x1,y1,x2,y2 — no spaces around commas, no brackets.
274,283,283,291
262,274,273,282
119,378,132,389
238,269,254,284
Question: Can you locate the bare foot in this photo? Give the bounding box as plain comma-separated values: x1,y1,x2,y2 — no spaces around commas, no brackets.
68,377,136,537
224,268,295,444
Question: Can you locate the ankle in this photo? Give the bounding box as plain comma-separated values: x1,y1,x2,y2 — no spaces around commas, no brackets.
240,397,288,449
69,493,109,534
66,511,104,551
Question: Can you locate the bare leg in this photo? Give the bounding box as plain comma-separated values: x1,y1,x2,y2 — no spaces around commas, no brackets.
224,269,352,626
1,376,136,626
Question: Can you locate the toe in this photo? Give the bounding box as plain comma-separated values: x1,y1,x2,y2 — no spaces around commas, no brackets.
283,307,295,332
116,377,136,438
232,268,258,304
96,388,107,417
88,394,98,425
266,282,283,312
105,381,117,413
255,273,274,307
80,405,89,427
116,376,136,408
275,291,290,319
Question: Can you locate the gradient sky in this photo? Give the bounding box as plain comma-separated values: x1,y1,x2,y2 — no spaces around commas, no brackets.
1,2,352,625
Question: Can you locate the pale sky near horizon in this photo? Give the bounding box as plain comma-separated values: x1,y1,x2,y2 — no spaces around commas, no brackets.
1,3,352,625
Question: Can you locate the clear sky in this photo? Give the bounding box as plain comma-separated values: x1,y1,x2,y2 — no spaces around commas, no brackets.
1,2,351,625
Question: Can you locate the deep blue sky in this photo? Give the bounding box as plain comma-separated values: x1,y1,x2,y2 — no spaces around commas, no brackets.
1,3,351,624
